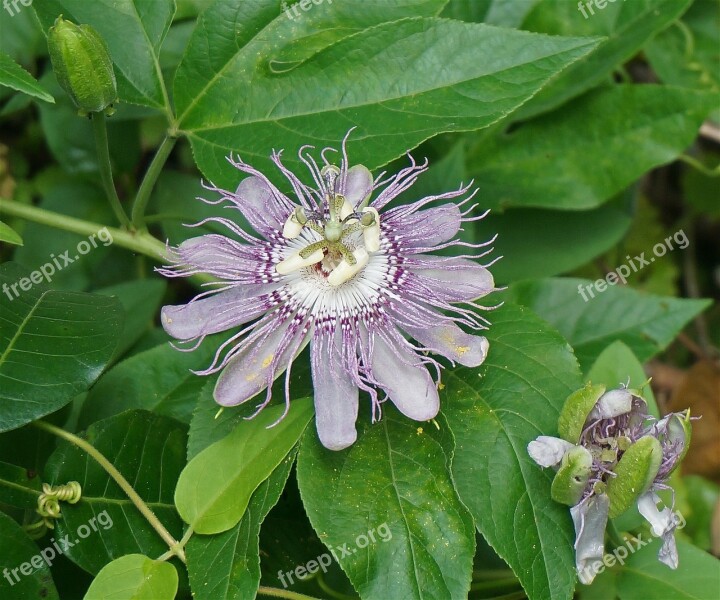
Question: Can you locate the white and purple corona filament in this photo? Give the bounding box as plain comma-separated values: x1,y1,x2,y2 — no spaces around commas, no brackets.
158,131,497,450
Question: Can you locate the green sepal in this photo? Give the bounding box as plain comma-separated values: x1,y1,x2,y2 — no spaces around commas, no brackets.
558,382,606,443
664,412,692,476
47,16,117,115
551,446,593,506
607,435,662,518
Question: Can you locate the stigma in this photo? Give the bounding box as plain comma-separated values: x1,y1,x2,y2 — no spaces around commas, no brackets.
275,164,381,286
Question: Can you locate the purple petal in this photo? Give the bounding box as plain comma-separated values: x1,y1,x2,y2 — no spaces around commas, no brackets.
234,175,290,236
161,285,275,340
311,337,359,450
170,234,269,280
214,323,305,407
400,320,488,367
406,255,495,302
371,332,439,421
386,203,462,248
571,494,610,585
343,164,373,207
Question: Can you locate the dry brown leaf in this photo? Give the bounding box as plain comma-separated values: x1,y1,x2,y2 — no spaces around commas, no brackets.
668,360,720,480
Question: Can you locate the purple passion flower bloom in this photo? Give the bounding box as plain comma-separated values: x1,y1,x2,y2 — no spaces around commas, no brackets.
528,384,691,584
159,132,496,450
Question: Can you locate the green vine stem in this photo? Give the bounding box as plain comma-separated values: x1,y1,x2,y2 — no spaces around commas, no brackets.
131,135,177,230
90,112,132,229
256,586,323,600
0,197,165,259
33,420,186,564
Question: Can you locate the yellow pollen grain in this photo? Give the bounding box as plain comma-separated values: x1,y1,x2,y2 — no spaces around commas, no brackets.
456,345,469,356
416,427,423,435
262,354,274,368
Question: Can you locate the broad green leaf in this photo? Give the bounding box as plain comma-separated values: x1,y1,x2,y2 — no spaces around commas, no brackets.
517,0,694,119
185,451,295,600
444,303,581,600
585,341,659,417
37,74,141,176
0,51,54,103
0,220,23,246
175,0,600,187
0,461,41,508
79,340,217,428
506,278,711,370
84,554,178,600
44,411,187,574
0,262,123,433
442,0,541,27
0,511,60,600
297,408,475,600
645,0,720,121
34,0,175,110
467,86,716,210
475,193,633,282
175,398,313,534
616,539,720,600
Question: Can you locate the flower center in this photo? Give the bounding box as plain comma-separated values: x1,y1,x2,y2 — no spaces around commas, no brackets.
275,165,380,286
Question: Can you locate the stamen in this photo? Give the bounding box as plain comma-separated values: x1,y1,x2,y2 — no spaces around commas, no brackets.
276,248,324,275
361,207,381,252
282,207,307,239
328,247,369,286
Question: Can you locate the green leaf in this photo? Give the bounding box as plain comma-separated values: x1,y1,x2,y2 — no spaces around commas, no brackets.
174,0,600,186
478,193,634,283
444,302,581,600
175,398,313,534
34,0,175,110
645,0,720,121
0,51,54,103
0,461,41,509
79,340,217,428
0,511,60,600
185,451,295,600
616,539,720,600
442,0,542,27
44,411,187,574
95,279,167,360
517,0,694,119
84,554,178,600
468,86,716,210
607,436,662,519
0,220,23,246
297,408,475,600
506,277,711,370
584,341,659,417
0,262,123,433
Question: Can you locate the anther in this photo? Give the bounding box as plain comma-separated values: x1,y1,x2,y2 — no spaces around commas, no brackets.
328,247,369,286
276,248,324,275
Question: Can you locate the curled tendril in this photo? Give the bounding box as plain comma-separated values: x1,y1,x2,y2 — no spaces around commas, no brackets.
35,481,82,529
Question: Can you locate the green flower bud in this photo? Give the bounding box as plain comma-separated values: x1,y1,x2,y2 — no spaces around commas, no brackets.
557,382,606,443
47,16,117,116
551,446,593,506
607,435,662,518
